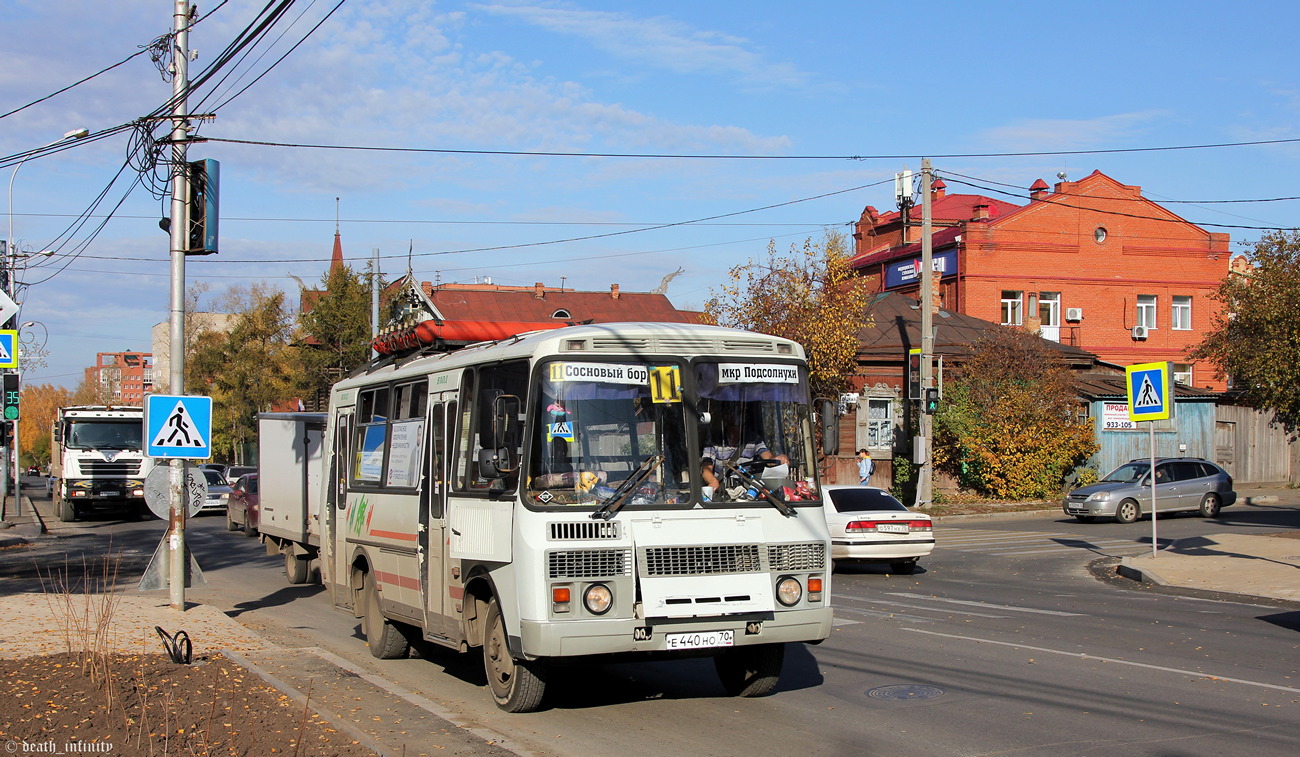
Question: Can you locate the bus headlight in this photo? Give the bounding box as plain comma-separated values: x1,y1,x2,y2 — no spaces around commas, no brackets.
583,584,613,615
776,576,803,607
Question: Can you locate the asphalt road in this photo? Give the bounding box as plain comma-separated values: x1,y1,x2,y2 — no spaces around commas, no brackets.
11,483,1299,757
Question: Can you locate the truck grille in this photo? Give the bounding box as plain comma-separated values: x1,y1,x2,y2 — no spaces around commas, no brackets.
641,544,763,576
548,521,621,540
81,461,141,477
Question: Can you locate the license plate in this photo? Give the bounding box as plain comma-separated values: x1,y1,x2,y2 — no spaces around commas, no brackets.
100,491,120,497
664,630,734,650
877,523,909,533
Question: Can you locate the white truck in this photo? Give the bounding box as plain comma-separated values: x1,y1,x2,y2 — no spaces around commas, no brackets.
256,412,326,584
50,405,155,521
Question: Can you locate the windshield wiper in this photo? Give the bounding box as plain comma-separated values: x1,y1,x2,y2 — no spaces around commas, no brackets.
592,455,662,521
720,460,796,517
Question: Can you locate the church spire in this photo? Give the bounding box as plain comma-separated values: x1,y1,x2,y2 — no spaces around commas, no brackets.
331,197,344,276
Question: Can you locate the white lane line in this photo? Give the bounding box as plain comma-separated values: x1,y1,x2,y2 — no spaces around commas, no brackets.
832,605,938,623
886,592,1085,616
904,628,1300,695
837,595,1007,619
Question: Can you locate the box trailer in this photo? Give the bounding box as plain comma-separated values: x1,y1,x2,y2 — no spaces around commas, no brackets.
257,412,326,584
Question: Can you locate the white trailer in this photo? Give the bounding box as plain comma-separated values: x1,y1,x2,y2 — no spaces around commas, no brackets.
256,412,326,584
49,405,154,521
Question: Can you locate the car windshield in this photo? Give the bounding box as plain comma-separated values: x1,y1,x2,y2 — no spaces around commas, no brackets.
1103,462,1149,484
203,470,225,486
827,488,909,513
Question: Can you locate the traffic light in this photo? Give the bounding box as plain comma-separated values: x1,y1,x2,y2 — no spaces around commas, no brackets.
186,158,220,255
924,387,940,414
2,373,19,420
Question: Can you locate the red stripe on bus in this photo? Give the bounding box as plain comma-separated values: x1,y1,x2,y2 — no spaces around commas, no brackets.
369,529,418,542
374,570,421,590
448,586,464,599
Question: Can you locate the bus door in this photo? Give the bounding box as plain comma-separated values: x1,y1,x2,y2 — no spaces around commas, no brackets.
420,392,458,642
326,409,354,611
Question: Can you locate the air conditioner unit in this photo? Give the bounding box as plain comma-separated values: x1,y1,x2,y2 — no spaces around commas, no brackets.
1131,325,1149,340
1065,307,1083,322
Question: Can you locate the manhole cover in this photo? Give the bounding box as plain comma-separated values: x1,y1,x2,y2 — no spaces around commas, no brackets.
866,684,945,701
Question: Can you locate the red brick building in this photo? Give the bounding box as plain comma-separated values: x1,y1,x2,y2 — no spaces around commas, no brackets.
85,351,153,404
850,170,1231,390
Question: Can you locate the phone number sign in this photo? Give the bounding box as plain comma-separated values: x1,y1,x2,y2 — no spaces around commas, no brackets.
1101,403,1137,431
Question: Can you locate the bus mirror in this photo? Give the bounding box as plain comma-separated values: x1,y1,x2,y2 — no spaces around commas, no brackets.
819,399,840,457
478,447,518,478
491,394,521,447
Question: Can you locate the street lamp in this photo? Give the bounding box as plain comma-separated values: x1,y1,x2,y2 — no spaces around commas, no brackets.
5,127,88,516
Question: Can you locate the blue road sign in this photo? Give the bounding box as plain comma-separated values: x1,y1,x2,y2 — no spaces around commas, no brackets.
1125,362,1172,422
0,330,17,369
146,394,213,459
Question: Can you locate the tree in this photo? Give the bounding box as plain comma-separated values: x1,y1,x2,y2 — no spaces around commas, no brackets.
933,326,1097,500
17,383,74,468
188,284,298,463
704,229,872,399
296,264,379,407
1190,231,1300,433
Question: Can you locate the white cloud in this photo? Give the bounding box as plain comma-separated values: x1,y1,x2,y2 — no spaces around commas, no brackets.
978,111,1168,151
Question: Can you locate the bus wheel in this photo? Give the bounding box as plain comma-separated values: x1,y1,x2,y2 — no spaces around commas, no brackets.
361,571,409,659
714,643,785,697
285,551,310,585
483,598,547,713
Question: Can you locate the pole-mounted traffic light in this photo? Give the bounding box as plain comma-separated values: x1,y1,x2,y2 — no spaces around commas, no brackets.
924,387,940,414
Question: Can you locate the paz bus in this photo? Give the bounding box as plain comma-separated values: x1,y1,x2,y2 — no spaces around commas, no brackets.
319,321,835,712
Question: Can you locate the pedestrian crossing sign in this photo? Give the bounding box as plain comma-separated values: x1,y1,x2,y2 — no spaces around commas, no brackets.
146,394,213,459
0,330,17,369
1125,362,1173,422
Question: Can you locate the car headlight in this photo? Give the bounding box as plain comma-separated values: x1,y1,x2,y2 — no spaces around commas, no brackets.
776,576,803,607
1087,492,1112,502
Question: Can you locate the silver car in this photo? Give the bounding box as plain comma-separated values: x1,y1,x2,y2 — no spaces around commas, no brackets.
200,468,233,513
1063,457,1236,524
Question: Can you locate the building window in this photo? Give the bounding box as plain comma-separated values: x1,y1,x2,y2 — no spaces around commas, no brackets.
1038,292,1061,326
1000,291,1023,326
1137,295,1157,329
1171,296,1192,330
865,398,894,450
1173,364,1193,385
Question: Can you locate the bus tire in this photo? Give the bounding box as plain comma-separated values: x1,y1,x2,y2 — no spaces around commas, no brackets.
285,550,310,585
361,571,409,659
484,598,547,712
714,642,785,697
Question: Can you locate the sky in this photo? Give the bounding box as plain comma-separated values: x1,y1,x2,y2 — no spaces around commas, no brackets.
3,0,1299,390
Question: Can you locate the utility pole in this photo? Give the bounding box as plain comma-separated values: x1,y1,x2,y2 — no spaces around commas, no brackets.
371,247,380,360
916,158,934,508
166,0,192,612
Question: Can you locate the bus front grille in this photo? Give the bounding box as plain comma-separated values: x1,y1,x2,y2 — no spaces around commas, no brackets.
641,544,763,576
767,542,826,571
548,549,633,579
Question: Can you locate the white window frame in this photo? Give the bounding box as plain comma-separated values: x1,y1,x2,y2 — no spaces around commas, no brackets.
1171,296,1192,330
1137,295,1157,330
1000,291,1023,326
1173,363,1193,386
865,397,894,450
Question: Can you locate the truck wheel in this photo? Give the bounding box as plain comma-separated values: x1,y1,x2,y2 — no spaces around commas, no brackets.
56,496,77,523
361,571,409,659
714,643,785,697
484,598,547,712
285,551,310,584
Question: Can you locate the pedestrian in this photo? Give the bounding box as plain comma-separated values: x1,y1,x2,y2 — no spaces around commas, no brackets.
857,449,874,485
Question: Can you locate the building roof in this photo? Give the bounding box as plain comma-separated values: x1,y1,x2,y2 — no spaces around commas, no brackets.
854,292,1096,366
1073,373,1220,400
418,282,697,324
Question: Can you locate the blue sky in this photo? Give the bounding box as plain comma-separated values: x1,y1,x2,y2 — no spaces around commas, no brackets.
3,0,1298,389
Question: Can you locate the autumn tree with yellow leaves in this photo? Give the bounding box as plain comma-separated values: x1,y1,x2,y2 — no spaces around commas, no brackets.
16,382,75,468
704,229,872,399
932,326,1097,500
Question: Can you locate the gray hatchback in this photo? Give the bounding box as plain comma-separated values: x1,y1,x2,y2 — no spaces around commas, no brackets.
1063,457,1236,524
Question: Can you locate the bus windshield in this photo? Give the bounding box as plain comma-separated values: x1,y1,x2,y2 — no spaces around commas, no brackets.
528,361,690,506
66,421,142,451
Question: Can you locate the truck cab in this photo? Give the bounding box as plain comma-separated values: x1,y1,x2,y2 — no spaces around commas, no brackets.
50,406,154,521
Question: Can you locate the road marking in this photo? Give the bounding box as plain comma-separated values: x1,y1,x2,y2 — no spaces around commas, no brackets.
904,628,1300,694
937,529,1148,557
833,605,939,623
887,592,1084,616
837,594,1006,619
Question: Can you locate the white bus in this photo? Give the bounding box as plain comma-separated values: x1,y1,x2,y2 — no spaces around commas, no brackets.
319,322,835,712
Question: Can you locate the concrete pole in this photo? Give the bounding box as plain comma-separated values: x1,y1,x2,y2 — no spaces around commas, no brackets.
917,159,934,508
371,247,380,360
166,0,192,612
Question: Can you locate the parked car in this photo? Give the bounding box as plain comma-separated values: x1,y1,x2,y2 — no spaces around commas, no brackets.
225,465,256,485
200,469,233,514
201,463,229,480
226,473,259,537
822,485,935,574
1063,457,1236,524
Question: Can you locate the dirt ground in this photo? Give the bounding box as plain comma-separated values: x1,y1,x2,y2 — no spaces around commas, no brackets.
0,651,378,756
